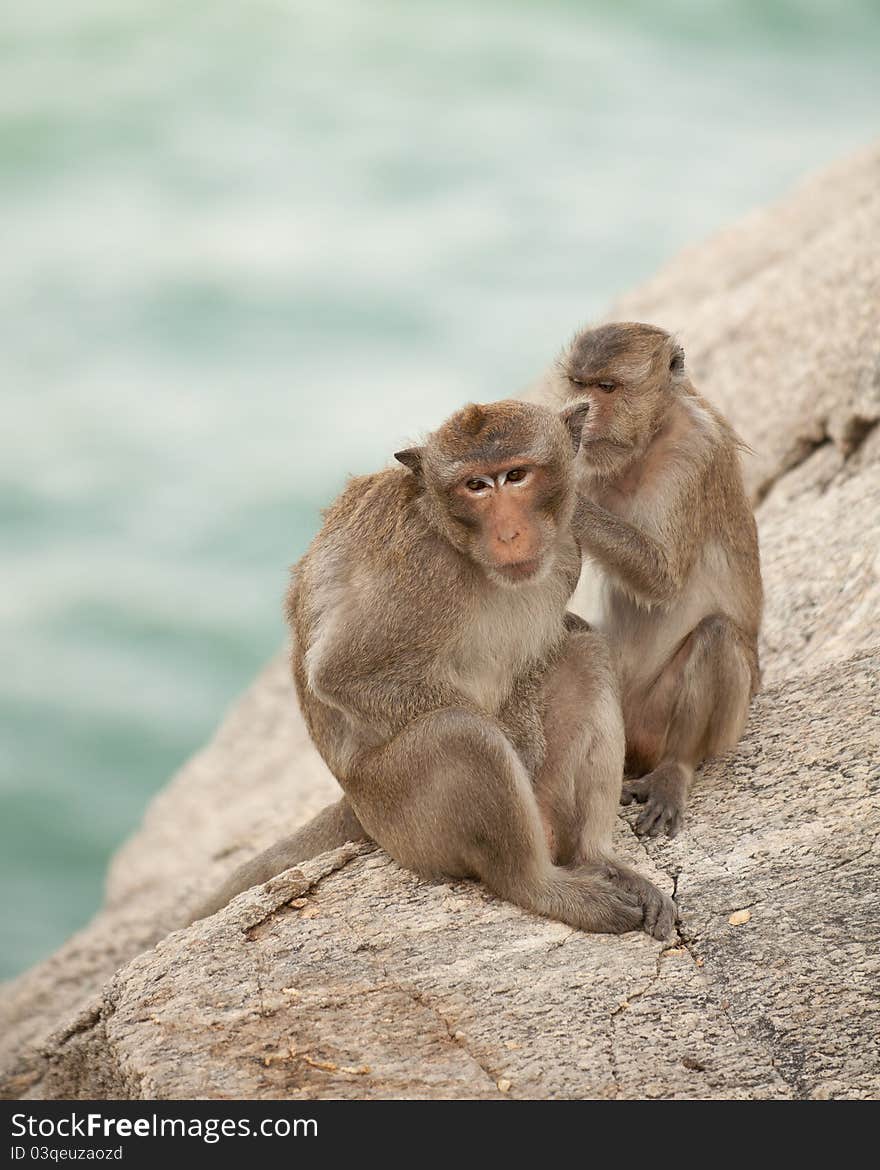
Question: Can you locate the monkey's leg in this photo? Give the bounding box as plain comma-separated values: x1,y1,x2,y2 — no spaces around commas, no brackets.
622,615,754,837
622,669,679,780
535,630,676,939
191,797,370,921
348,708,645,936
533,629,621,865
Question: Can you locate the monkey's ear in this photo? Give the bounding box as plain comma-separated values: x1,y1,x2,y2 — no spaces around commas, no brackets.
669,343,685,377
560,402,589,453
394,447,424,475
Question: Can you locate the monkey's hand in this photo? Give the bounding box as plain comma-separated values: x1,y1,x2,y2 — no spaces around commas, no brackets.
563,611,591,633
621,763,688,838
309,641,474,732
572,498,684,604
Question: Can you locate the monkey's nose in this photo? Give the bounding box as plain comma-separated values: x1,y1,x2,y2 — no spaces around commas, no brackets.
496,528,521,545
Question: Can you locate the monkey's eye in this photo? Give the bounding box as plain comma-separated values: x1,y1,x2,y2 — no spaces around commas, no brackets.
597,381,616,393
568,375,587,388
504,468,527,483
465,478,491,493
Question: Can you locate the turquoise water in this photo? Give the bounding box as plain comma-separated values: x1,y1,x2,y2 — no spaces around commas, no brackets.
2,0,879,980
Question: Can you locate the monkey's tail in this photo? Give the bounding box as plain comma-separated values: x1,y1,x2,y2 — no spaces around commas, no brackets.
190,797,370,922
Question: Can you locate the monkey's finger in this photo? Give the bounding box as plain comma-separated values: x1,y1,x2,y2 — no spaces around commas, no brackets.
636,883,676,940
652,799,684,838
646,810,667,837
642,896,660,936
652,897,678,940
621,780,650,806
634,801,663,836
644,795,684,838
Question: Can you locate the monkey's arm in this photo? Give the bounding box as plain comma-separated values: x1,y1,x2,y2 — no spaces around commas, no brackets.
308,638,472,731
572,497,687,604
497,670,547,779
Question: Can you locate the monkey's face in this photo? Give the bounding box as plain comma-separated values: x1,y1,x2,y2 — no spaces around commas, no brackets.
559,323,684,480
395,401,585,586
566,382,667,480
442,461,569,587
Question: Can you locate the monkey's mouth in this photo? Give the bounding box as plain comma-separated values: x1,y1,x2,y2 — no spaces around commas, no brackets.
579,435,632,465
494,557,542,583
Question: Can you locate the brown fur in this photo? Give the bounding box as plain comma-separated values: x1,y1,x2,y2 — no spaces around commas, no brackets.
194,399,674,937
547,322,763,837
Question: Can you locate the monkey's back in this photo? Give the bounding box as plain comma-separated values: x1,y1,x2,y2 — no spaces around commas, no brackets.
291,465,466,649
649,392,761,638
697,398,763,639
286,467,473,773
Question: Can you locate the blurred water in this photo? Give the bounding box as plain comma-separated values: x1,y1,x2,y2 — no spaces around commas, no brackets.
1,0,878,980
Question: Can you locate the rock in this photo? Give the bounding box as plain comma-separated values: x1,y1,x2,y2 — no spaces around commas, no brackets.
526,144,880,504
0,657,342,1098
757,438,880,686
2,144,879,1101
610,143,880,503
14,650,879,1101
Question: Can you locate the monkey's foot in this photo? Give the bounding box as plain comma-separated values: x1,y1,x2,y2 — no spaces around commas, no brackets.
629,874,677,939
577,859,678,940
621,763,688,838
609,863,677,939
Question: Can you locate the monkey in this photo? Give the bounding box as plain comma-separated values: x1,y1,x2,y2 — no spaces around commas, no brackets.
540,321,762,838
195,399,676,938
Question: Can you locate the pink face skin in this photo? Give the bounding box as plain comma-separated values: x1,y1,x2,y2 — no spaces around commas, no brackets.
451,463,552,584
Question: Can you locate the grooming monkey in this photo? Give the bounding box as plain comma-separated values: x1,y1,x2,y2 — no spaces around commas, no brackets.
542,322,762,837
196,400,675,938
